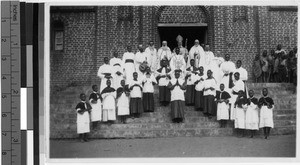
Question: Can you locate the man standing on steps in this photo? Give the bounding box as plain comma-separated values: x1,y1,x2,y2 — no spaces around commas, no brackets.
157,41,172,63
173,35,189,63
145,41,158,71
135,44,148,81
122,46,135,84
231,72,245,121
110,52,124,89
97,57,113,93
188,39,205,68
234,60,248,97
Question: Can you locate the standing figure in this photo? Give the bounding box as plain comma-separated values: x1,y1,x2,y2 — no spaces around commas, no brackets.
156,59,172,106
258,88,274,139
234,90,249,137
145,41,158,71
75,93,92,142
188,39,205,68
129,72,143,118
220,54,236,92
97,57,113,93
170,47,186,77
216,84,231,128
253,54,263,83
89,85,102,130
234,60,248,96
230,72,245,121
157,41,173,63
122,46,136,84
110,52,124,89
142,67,157,112
203,70,217,118
261,50,269,82
173,35,189,63
116,80,130,124
135,44,148,81
185,59,198,106
245,90,259,138
101,79,117,123
168,70,186,123
203,44,215,72
194,66,206,111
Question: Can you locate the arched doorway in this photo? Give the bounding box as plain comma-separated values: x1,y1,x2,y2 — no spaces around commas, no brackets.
157,6,210,51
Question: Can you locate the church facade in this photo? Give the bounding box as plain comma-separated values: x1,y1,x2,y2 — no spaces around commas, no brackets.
50,6,297,89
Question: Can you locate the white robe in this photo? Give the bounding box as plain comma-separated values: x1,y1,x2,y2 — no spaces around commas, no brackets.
201,51,215,72
203,78,217,96
245,100,259,130
155,67,171,86
129,80,143,98
220,61,236,91
145,46,158,71
135,51,148,81
89,92,102,122
188,45,205,68
186,67,198,85
194,74,206,91
142,73,157,93
76,102,90,134
217,101,230,120
231,79,245,120
234,67,248,82
122,52,135,84
259,106,274,128
97,64,114,93
110,57,124,89
208,57,223,89
117,91,130,116
169,54,186,78
101,90,117,121
157,46,172,62
170,78,185,101
234,104,248,129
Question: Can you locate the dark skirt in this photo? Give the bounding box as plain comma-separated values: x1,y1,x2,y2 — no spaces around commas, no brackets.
170,100,185,120
159,86,171,103
203,95,217,116
194,91,204,111
185,85,195,105
143,93,154,112
130,98,143,114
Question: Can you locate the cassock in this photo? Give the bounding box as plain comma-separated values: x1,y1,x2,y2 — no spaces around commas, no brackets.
101,87,117,121
259,97,274,128
117,87,130,116
135,51,148,81
169,78,185,121
194,73,206,111
157,46,172,62
156,66,172,104
216,90,231,120
75,101,91,134
122,52,135,84
203,78,217,116
142,73,157,112
129,79,143,115
169,54,186,78
220,61,236,91
110,57,124,89
97,64,114,93
89,92,102,122
185,66,198,105
234,96,249,129
230,79,245,120
145,46,158,71
245,97,259,130
188,45,205,68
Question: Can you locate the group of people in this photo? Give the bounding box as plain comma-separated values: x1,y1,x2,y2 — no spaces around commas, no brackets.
253,44,297,85
74,36,276,142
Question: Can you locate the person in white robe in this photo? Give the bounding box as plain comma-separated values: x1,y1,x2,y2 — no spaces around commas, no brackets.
155,59,172,106
202,45,215,72
203,70,217,118
157,41,173,63
173,35,188,62
89,85,102,130
135,44,148,81
231,72,245,121
188,39,205,68
122,46,136,84
220,54,236,91
116,79,130,123
75,93,91,142
216,83,231,128
110,52,124,89
101,79,117,123
234,90,249,137
169,47,186,78
97,57,113,93
145,41,158,71
209,57,224,88
245,90,259,138
129,72,143,118
234,60,248,97
142,67,157,112
258,88,274,139
185,59,198,106
194,66,207,111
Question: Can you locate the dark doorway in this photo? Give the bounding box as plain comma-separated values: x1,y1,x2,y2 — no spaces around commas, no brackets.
158,26,208,51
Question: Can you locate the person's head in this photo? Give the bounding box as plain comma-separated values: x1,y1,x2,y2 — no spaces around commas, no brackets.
106,79,111,87
175,47,180,55
248,89,254,98
149,41,154,47
234,72,240,81
138,44,144,52
104,57,109,64
113,51,118,58
92,85,98,92
207,70,212,78
162,41,167,47
80,93,86,101
127,45,132,52
262,50,267,57
177,41,183,47
238,90,244,97
225,54,230,61
199,66,204,73
190,59,195,66
236,60,242,68
220,83,225,91
121,79,126,87
194,39,200,46
175,70,181,78
161,59,167,67
133,72,138,80
204,44,210,51
277,44,282,50
262,88,268,96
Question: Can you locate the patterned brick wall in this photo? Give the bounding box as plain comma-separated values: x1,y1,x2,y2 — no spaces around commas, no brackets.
159,6,207,23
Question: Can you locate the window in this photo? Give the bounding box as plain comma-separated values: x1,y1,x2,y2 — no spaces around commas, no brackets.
51,20,64,51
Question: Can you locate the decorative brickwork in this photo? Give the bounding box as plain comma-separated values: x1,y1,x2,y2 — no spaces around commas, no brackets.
159,6,207,23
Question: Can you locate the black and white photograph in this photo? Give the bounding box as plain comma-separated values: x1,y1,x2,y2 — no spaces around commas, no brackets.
46,1,298,161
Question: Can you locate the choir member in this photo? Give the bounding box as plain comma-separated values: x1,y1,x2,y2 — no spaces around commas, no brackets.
230,72,245,120
117,80,130,124
203,70,217,118
245,90,259,138
110,52,124,89
142,67,157,112
122,46,135,84
89,85,102,130
185,59,198,106
194,66,206,111
258,88,274,139
156,59,172,106
234,90,249,137
216,84,231,128
97,57,113,93
129,72,143,118
101,79,117,123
